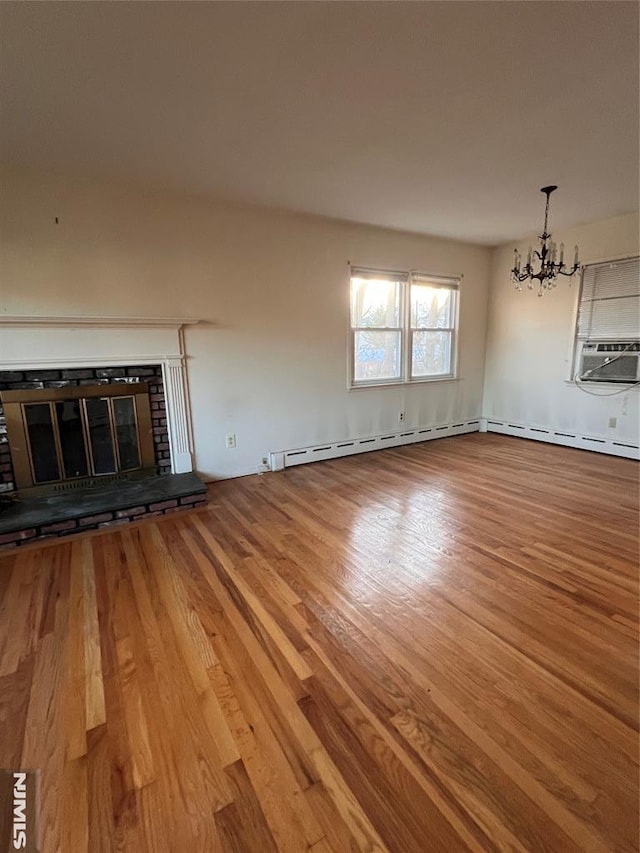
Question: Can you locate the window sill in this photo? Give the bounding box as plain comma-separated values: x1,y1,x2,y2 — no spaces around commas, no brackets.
349,376,459,390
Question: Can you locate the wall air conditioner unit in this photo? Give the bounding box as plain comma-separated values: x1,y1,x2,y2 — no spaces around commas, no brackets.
579,341,640,383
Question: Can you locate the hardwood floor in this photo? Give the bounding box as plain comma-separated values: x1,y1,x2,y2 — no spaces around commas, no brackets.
0,433,638,852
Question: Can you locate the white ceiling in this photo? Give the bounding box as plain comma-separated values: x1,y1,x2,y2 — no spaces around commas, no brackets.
1,2,638,245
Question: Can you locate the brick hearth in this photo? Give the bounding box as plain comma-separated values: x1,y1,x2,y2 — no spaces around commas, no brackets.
0,472,208,548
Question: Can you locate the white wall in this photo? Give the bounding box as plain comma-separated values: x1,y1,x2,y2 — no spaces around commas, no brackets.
483,213,639,443
0,169,491,479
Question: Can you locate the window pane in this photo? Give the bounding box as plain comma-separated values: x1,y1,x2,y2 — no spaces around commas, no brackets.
354,330,401,382
412,331,452,377
113,397,141,470
411,285,454,328
24,403,60,483
351,277,401,328
55,400,89,479
85,398,117,475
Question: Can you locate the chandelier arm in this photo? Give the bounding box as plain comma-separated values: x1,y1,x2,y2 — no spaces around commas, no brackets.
557,266,580,277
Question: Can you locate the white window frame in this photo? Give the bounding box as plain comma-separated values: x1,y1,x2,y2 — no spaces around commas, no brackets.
570,255,640,385
349,266,460,389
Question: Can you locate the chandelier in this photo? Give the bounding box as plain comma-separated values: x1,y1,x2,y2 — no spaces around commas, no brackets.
511,185,580,295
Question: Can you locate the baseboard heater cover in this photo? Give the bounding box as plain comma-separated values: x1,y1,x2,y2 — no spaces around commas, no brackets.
481,419,639,460
270,420,481,471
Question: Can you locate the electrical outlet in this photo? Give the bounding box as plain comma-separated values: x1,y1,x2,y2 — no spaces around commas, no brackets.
399,412,405,422
608,416,617,429
225,432,236,449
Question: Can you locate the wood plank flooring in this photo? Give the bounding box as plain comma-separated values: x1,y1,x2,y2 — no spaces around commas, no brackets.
0,433,638,852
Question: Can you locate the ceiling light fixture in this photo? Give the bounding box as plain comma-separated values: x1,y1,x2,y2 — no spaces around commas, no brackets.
511,185,580,295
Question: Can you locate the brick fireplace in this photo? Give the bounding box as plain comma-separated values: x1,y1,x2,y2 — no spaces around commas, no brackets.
0,316,205,546
0,364,170,495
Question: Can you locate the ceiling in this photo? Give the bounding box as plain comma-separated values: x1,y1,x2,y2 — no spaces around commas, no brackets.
1,2,638,245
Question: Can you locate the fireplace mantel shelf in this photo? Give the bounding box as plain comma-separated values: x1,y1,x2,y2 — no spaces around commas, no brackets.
0,316,201,328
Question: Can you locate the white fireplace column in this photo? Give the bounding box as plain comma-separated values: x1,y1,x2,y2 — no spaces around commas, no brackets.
162,357,193,474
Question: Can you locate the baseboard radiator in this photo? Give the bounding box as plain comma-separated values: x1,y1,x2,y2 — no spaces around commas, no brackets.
270,419,481,470
483,418,639,461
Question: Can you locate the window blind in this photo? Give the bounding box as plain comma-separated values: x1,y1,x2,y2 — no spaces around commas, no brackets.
410,272,459,290
350,267,408,282
577,257,640,340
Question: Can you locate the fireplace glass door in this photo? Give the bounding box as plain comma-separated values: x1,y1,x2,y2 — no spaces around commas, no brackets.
56,399,89,479
24,403,61,483
2,384,155,494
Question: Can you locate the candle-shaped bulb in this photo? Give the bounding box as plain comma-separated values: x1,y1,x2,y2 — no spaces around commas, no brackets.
559,242,564,265
526,246,532,267
574,245,579,266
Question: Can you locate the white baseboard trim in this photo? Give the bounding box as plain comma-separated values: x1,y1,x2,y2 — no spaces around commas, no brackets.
481,418,639,461
270,419,481,471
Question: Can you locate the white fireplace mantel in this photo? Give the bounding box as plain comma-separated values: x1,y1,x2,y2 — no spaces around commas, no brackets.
0,316,200,475
0,315,200,328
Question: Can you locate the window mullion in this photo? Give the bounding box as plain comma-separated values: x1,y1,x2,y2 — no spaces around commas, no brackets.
404,279,411,381
411,326,455,332
352,326,402,332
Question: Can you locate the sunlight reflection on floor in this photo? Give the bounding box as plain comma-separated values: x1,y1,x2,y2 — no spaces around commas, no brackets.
344,486,459,601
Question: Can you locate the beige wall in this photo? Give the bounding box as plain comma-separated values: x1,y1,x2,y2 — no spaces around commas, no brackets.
0,169,491,479
484,212,640,443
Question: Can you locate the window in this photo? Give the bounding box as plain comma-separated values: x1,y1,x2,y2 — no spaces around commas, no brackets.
573,257,640,381
576,257,640,341
350,267,459,387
